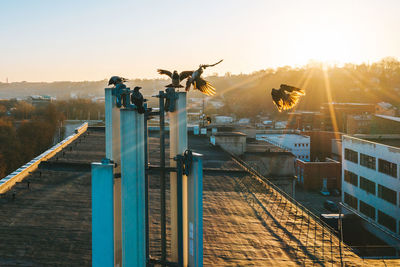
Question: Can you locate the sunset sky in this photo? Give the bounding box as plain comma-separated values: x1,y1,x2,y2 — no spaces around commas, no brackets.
1,0,400,82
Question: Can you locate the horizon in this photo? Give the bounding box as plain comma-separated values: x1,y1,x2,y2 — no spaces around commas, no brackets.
0,57,398,84
1,0,400,82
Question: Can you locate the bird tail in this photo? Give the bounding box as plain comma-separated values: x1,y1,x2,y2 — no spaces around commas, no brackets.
194,80,216,96
281,84,305,95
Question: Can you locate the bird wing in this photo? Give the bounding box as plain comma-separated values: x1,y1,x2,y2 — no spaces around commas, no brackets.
179,71,193,81
201,59,223,69
271,89,284,111
280,93,301,111
271,88,303,112
157,69,173,78
193,77,216,96
280,84,305,95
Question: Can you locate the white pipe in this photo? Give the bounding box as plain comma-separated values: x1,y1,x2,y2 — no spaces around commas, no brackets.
105,88,122,266
120,108,146,267
169,92,188,263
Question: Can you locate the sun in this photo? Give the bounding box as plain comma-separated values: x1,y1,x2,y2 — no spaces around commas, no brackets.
287,25,359,66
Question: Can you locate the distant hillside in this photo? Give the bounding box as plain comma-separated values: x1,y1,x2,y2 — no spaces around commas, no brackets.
1,57,399,117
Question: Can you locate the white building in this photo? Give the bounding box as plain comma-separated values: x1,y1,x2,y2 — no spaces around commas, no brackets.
342,135,400,238
256,134,310,161
214,116,233,124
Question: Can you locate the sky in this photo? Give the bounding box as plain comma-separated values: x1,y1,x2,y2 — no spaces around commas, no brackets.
1,0,400,82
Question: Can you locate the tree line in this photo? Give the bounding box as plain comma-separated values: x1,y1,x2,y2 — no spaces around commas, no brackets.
0,99,105,178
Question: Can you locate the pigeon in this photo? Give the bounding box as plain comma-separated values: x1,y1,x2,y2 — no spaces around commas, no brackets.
108,76,128,86
185,59,223,96
271,84,305,112
157,69,193,88
131,86,145,114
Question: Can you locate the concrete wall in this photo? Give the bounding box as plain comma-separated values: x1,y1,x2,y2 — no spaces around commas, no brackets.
242,152,295,196
243,152,294,177
214,133,247,156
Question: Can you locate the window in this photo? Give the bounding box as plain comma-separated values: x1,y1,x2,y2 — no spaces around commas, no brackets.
378,184,397,205
360,176,375,195
359,200,375,220
345,148,358,163
344,170,358,187
360,153,376,170
378,210,396,232
378,159,397,178
344,192,358,209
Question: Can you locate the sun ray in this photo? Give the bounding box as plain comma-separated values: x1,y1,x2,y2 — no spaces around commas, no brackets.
286,68,314,128
322,64,341,140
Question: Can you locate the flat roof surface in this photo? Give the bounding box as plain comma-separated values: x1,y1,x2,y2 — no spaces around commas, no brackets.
0,128,397,266
257,134,310,144
375,114,400,123
349,134,400,149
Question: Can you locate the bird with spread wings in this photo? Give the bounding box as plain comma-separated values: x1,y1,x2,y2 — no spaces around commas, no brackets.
156,69,193,88
157,59,223,96
185,59,223,96
271,84,305,112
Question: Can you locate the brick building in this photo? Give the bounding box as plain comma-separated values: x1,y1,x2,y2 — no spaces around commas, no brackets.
295,158,341,191
320,103,375,133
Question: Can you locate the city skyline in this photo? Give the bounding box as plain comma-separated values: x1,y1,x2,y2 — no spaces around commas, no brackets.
1,0,400,82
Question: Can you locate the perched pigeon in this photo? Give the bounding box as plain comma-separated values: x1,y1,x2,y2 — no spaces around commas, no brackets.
271,84,305,112
108,76,128,86
131,86,145,114
157,69,193,88
185,59,223,96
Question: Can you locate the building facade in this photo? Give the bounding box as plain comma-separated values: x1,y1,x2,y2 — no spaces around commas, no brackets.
371,115,400,134
342,135,400,237
321,103,375,133
295,158,341,191
256,134,310,161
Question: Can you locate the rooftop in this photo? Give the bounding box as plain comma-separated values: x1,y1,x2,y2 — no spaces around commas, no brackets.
375,114,400,123
0,128,397,266
257,133,310,144
348,134,400,149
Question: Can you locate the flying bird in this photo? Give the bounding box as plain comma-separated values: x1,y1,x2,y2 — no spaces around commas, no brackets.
157,69,193,88
185,59,223,96
108,76,128,86
271,84,305,112
131,86,145,114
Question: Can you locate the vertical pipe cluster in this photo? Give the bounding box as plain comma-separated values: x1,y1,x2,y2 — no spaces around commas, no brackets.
91,161,114,267
187,154,204,267
169,92,188,264
105,88,122,266
120,109,146,266
159,92,167,264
